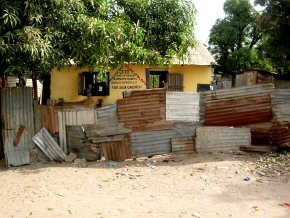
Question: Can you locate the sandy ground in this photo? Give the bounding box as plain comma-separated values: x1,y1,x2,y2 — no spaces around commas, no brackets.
0,152,289,218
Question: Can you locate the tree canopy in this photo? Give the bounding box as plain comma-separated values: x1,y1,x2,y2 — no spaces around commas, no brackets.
208,0,271,76
255,0,290,73
0,0,197,79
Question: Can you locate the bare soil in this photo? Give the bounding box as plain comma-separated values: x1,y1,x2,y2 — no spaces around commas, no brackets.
0,152,289,218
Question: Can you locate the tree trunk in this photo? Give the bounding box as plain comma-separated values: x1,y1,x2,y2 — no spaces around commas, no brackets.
1,74,5,88
32,75,38,101
41,74,51,105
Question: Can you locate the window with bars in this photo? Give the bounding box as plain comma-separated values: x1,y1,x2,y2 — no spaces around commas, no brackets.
78,72,110,96
168,73,183,91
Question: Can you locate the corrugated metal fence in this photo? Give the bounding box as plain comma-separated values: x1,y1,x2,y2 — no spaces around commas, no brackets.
204,83,274,126
196,127,251,153
166,92,200,122
1,88,35,166
57,109,96,153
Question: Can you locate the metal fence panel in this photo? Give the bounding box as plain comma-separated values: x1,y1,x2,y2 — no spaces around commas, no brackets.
1,88,34,166
117,89,166,131
166,92,200,122
131,130,175,157
32,128,66,161
58,109,96,153
203,83,274,101
203,84,274,126
196,127,251,153
271,89,290,105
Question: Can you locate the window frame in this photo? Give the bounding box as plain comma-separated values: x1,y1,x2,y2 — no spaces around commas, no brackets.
78,71,110,96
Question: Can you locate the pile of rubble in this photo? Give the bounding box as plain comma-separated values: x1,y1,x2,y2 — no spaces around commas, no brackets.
255,152,290,177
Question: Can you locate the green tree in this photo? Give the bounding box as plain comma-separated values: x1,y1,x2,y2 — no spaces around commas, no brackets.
209,0,269,76
255,0,290,73
0,0,197,85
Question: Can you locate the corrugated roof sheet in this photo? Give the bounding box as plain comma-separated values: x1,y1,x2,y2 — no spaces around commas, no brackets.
32,127,67,161
166,92,200,122
131,130,175,157
196,127,251,153
1,88,34,166
204,84,274,126
172,42,217,65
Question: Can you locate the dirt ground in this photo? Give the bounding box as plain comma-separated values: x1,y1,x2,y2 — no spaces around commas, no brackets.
0,152,289,218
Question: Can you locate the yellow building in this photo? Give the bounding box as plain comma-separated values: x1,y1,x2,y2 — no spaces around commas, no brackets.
51,42,216,105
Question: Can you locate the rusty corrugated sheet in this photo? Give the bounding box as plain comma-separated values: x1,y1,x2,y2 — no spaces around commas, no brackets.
101,135,132,161
58,109,96,153
196,127,251,153
246,123,273,146
273,122,290,148
203,83,274,101
40,105,59,134
32,128,66,161
118,89,167,131
166,92,200,122
171,138,195,154
204,84,274,126
205,94,272,126
131,130,175,157
1,87,34,166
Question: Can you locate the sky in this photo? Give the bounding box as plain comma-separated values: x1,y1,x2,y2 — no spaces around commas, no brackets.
192,0,264,45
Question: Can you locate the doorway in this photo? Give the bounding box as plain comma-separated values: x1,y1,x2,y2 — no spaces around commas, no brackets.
147,70,168,89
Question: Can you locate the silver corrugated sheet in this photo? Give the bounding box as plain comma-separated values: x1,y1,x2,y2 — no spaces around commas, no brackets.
272,102,290,122
203,83,275,101
196,127,251,153
271,89,290,105
174,122,198,138
166,92,200,122
58,109,96,153
171,137,195,154
1,88,34,166
172,42,217,65
32,128,66,161
171,122,198,154
93,104,131,136
131,130,175,157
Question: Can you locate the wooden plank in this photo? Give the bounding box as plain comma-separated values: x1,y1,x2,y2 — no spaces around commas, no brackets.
14,125,25,146
240,145,277,153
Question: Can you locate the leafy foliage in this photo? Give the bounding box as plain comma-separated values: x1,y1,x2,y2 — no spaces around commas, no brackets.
255,0,290,73
209,0,270,76
0,0,197,79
